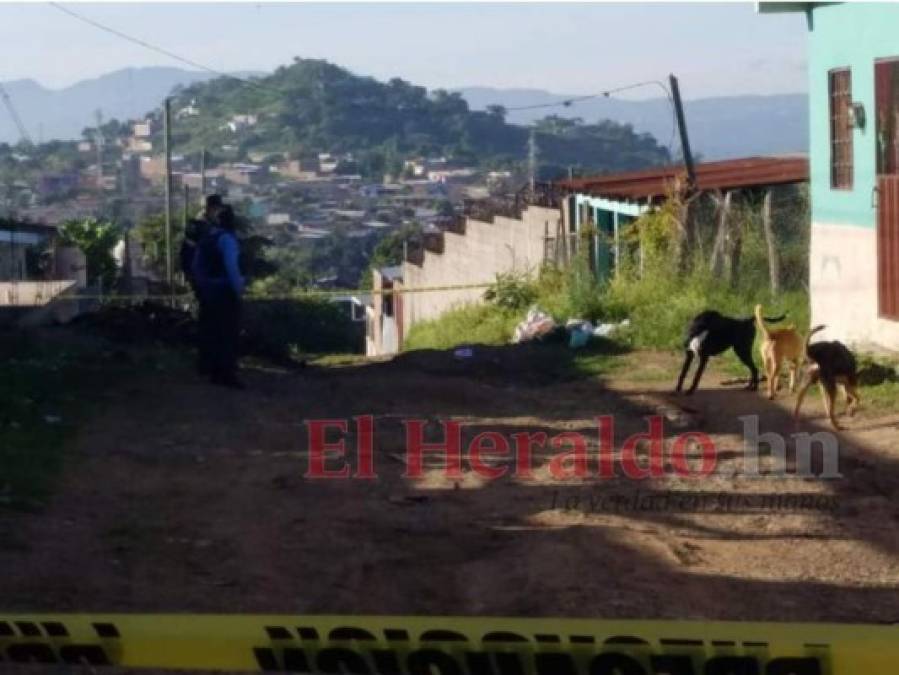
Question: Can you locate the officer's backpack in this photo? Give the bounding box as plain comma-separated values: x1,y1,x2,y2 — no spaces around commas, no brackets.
196,230,227,279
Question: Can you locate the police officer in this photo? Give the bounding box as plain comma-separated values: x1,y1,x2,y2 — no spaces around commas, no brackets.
181,194,223,293
192,204,245,389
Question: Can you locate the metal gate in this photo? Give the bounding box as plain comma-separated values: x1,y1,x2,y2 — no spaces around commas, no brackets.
878,176,899,319
876,58,899,319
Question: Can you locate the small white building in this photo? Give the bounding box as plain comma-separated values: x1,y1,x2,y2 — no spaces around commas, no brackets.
177,102,200,119
132,120,154,138
223,114,259,133
266,213,291,226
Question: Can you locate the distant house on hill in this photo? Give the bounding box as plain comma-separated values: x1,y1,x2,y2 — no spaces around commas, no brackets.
277,156,320,180
176,102,200,119
318,153,339,174
223,114,259,133
222,163,266,187
127,137,153,154
266,213,291,226
132,120,154,138
761,2,899,350
180,171,224,193
427,168,477,184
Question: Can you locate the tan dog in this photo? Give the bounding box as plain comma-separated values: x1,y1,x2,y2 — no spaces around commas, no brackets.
754,304,804,399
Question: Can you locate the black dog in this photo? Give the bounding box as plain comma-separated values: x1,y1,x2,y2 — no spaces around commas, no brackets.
794,325,860,430
675,310,785,395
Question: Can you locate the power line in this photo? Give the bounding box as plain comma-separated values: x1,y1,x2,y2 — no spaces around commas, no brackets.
503,80,670,112
48,2,273,95
49,2,681,160
501,79,679,160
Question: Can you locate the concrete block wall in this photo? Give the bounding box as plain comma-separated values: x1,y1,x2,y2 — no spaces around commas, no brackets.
401,205,560,337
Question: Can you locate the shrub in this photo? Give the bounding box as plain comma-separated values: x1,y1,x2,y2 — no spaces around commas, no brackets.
404,304,520,350
242,297,364,359
483,271,539,311
58,217,121,288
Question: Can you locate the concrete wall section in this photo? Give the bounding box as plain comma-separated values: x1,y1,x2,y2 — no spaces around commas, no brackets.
401,206,560,338
0,280,76,307
810,222,899,351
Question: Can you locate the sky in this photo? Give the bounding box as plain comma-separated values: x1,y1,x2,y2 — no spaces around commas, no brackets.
0,2,808,98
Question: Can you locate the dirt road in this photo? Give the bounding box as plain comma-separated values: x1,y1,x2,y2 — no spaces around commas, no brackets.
2,345,899,623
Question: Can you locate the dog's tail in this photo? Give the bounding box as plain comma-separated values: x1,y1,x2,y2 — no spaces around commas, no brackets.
754,304,771,339
805,324,826,355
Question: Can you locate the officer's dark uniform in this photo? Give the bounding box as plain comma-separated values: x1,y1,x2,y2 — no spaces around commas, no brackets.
192,210,245,388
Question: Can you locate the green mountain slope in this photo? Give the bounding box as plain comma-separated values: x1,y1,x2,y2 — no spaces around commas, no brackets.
157,58,670,175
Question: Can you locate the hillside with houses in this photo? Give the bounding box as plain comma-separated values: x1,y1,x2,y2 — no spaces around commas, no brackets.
0,58,674,299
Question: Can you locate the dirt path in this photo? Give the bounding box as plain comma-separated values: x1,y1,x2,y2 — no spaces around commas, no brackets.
2,347,899,622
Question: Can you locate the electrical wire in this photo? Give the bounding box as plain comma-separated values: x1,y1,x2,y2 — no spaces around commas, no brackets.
503,80,666,111
49,3,681,159
48,2,275,96
501,79,680,161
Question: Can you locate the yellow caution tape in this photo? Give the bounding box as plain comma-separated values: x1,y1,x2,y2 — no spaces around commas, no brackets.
0,613,895,673
56,281,495,302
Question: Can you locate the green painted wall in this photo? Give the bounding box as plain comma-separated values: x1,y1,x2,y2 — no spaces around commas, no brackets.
571,194,646,281
808,2,899,227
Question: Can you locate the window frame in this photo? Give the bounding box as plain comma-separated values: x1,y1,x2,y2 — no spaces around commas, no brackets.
828,67,854,191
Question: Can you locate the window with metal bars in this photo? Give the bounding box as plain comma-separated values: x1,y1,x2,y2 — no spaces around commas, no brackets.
876,58,899,176
829,68,853,189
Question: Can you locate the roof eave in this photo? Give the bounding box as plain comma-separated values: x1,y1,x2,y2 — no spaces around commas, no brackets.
756,2,814,14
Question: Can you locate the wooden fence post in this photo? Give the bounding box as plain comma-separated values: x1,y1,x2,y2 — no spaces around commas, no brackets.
709,190,732,278
762,188,781,296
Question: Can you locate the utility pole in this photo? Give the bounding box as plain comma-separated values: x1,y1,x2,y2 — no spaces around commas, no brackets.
181,183,190,286
94,109,105,197
163,98,173,299
199,148,207,201
669,74,695,188
183,184,190,229
528,127,538,198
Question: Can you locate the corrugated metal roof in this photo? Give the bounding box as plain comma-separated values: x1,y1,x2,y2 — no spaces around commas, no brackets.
556,156,809,202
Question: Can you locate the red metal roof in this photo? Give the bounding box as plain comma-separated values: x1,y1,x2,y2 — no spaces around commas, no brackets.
556,156,808,202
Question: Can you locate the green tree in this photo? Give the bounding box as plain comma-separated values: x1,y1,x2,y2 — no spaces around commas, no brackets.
435,199,455,218
136,210,277,285
134,213,169,279
359,222,422,288
58,217,121,288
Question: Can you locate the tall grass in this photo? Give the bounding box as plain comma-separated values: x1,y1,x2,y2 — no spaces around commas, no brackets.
403,304,520,350
601,191,810,349
601,269,810,350
405,189,811,352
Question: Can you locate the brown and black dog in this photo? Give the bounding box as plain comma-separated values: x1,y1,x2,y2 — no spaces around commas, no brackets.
793,325,860,430
754,304,804,400
676,309,786,395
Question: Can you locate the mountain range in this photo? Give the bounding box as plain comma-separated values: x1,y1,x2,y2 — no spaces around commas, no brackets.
457,87,808,161
0,66,808,161
0,67,258,145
